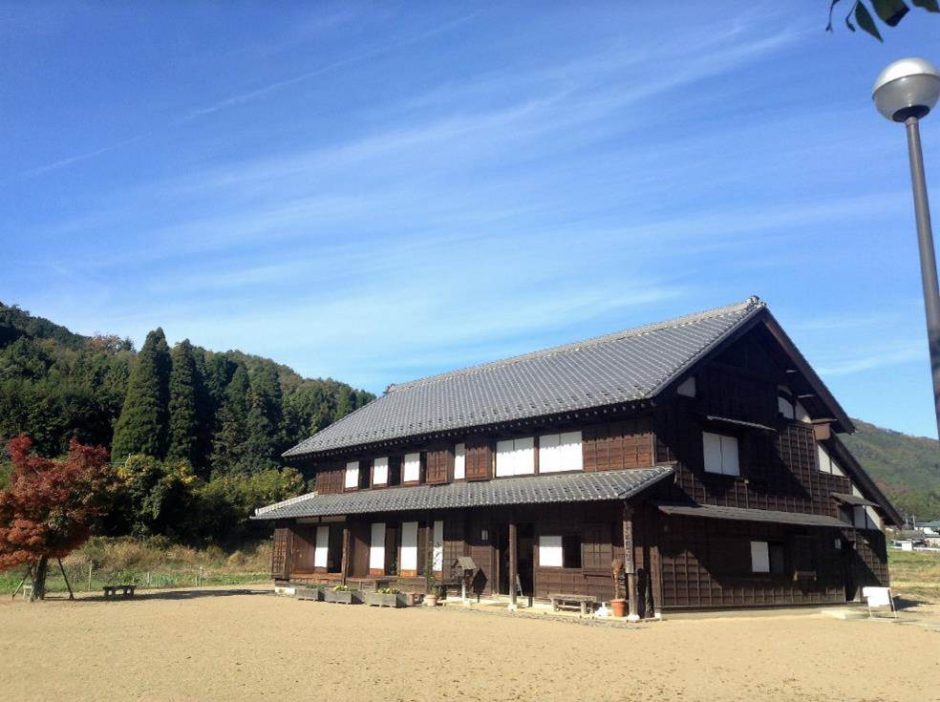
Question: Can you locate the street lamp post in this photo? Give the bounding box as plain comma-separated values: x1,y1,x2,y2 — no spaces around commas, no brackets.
873,58,940,440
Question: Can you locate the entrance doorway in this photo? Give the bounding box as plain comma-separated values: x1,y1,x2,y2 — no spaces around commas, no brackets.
497,523,534,596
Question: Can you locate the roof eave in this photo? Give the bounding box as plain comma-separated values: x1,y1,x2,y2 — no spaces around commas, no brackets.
825,435,903,527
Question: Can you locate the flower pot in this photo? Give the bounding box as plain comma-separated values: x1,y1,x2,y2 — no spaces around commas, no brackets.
610,598,627,618
403,592,419,607
424,594,439,607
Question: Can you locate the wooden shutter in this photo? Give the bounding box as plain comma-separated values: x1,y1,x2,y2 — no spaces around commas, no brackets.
465,438,492,481
316,464,344,494
582,418,653,471
426,447,452,484
582,524,613,573
271,526,291,580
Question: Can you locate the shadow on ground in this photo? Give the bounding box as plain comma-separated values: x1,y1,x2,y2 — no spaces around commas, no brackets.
33,588,271,603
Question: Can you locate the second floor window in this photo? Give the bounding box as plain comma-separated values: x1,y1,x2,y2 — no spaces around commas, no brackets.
454,443,466,480
817,444,844,476
538,431,583,473
344,461,360,489
496,437,535,477
702,432,740,476
373,457,389,486
403,452,421,483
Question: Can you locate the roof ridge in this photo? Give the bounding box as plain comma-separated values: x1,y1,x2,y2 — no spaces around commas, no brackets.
387,296,764,393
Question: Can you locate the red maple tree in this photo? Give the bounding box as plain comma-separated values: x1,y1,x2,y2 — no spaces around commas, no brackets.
0,435,117,600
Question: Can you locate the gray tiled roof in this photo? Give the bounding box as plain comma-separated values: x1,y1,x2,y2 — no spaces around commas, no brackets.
284,297,767,458
253,466,675,520
656,502,847,528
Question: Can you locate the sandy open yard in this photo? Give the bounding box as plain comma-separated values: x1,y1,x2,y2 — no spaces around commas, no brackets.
2,588,939,702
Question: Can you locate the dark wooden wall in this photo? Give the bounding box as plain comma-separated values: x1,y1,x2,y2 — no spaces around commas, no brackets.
658,515,846,608
348,522,370,577
272,525,291,580
654,331,859,522
290,525,317,573
582,417,654,471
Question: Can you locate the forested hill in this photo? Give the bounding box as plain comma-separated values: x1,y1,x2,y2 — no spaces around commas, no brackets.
0,302,373,475
842,419,940,522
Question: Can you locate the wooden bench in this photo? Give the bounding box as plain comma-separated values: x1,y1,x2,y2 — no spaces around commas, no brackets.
549,593,596,616
103,585,136,599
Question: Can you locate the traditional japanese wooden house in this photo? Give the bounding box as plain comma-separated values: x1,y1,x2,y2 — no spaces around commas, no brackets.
255,297,900,616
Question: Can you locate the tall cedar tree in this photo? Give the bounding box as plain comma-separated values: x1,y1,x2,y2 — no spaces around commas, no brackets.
244,364,283,472
167,340,199,466
111,328,171,462
210,363,250,475
188,347,215,476
0,435,117,600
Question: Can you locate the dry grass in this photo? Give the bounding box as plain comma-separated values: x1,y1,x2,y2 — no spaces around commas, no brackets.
888,549,940,601
67,536,272,572
0,537,272,594
1,590,938,701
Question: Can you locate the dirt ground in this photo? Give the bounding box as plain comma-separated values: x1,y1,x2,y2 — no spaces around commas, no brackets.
2,588,939,702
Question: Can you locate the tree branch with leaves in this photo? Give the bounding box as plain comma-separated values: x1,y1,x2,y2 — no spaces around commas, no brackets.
828,0,939,41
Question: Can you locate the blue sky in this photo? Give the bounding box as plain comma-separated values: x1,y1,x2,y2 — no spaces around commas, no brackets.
2,2,939,438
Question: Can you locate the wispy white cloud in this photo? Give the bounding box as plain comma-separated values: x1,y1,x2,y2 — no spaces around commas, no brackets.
817,342,926,376
181,12,480,122
12,135,146,181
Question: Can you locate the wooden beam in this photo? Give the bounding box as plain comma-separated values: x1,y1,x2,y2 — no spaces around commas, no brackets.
623,504,639,622
57,558,75,600
650,542,664,619
340,526,350,586
509,522,518,608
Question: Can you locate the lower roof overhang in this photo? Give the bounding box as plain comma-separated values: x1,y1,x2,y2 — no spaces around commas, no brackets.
656,502,849,529
254,465,675,521
831,492,877,507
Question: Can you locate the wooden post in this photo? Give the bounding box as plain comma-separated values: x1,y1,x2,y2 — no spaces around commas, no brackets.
341,526,351,586
650,542,664,619
509,522,518,608
57,558,75,600
10,567,31,600
623,504,639,622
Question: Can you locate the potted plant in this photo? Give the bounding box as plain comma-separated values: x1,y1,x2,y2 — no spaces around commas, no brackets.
323,584,360,604
364,587,402,608
610,558,627,618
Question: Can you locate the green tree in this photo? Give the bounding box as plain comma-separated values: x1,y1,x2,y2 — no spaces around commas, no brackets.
196,467,305,541
111,328,171,463
210,363,250,475
243,364,283,472
116,454,198,539
167,340,200,466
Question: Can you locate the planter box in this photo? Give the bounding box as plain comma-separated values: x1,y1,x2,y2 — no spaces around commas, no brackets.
322,589,361,604
295,587,322,601
363,592,402,608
